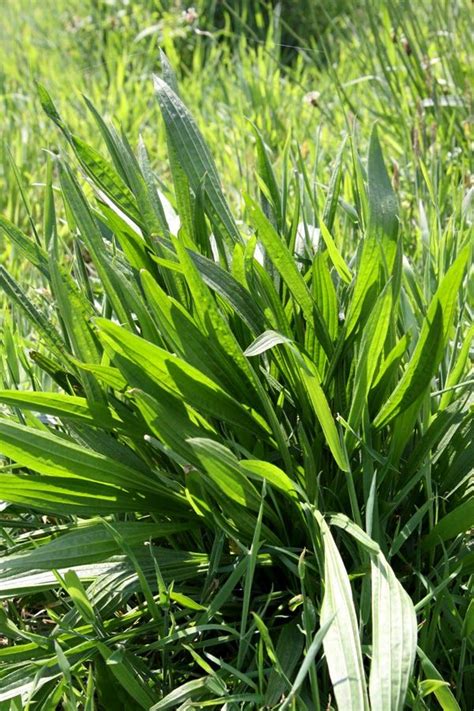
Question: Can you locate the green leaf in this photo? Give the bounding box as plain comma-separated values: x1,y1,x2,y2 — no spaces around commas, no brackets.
417,648,461,711
188,248,266,334
311,251,339,374
150,676,212,711
70,135,143,228
154,76,241,245
0,474,144,515
172,235,257,401
252,611,280,666
388,501,432,557
244,330,292,357
344,236,382,340
423,498,474,550
133,387,217,467
279,618,333,710
0,418,185,514
0,521,191,570
0,390,126,431
419,680,452,698
97,643,155,709
322,135,347,232
439,323,474,410
245,195,333,357
140,269,241,394
369,552,417,710
188,438,261,511
315,512,369,710
462,599,474,640
97,319,268,436
347,282,393,443
252,122,282,228
240,460,298,499
0,215,49,277
374,245,470,428
0,266,65,358
367,125,398,271
47,233,102,376
159,48,180,95
244,329,348,470
61,569,96,625
319,220,352,284
59,163,134,329
297,355,350,472
37,82,64,129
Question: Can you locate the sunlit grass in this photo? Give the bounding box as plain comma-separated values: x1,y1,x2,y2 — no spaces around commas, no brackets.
0,1,472,708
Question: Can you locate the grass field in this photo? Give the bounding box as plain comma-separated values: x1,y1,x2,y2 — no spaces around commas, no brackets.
0,1,472,709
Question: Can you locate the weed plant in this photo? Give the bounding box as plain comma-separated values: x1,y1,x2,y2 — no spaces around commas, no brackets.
0,1,472,708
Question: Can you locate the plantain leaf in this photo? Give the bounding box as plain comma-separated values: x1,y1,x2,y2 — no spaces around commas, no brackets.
423,498,474,550
188,438,261,511
347,281,393,444
0,521,193,571
154,75,241,245
0,390,125,431
0,215,50,277
0,418,186,514
369,552,417,710
244,330,292,357
319,220,352,284
367,125,398,272
97,318,269,436
315,511,369,710
70,135,143,228
374,245,470,428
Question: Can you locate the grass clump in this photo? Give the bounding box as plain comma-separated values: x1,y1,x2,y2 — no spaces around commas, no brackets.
0,1,472,709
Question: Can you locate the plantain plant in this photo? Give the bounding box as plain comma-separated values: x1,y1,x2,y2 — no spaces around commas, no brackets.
0,57,471,710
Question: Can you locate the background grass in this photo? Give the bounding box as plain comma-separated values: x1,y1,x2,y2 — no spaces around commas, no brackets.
0,1,472,709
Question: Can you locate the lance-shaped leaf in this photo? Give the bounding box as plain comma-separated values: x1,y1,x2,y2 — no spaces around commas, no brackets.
330,514,418,711
369,552,417,710
245,196,333,358
368,125,398,273
154,75,241,245
422,498,474,550
374,245,470,428
0,418,186,514
96,318,269,436
316,512,369,710
0,521,193,571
